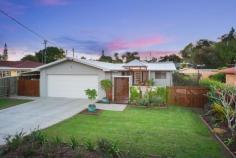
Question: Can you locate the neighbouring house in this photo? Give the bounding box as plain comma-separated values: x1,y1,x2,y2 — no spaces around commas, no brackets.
220,67,236,86
179,68,219,79
0,60,43,78
35,57,176,103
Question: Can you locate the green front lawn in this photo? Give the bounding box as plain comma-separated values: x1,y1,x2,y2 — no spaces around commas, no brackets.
44,106,227,158
0,98,31,110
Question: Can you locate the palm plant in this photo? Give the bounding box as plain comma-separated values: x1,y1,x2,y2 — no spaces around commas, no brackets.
100,80,112,100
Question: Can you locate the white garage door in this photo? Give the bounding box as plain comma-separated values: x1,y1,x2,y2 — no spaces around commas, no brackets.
47,75,98,98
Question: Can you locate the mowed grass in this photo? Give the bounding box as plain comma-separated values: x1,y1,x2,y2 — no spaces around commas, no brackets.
43,106,227,158
0,98,31,110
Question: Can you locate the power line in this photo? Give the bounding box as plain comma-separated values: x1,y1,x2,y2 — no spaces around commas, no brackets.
0,9,78,59
0,9,46,40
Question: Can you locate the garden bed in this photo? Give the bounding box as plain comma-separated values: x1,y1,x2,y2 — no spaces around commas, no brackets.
202,114,236,158
80,109,103,115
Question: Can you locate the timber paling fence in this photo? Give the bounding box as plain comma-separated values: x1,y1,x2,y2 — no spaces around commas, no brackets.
0,77,40,97
0,77,18,97
167,86,209,108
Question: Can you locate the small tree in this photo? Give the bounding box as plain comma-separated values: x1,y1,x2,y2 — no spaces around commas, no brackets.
100,80,112,100
85,89,97,104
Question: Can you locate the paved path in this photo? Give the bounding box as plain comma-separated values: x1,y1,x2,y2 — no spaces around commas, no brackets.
0,97,126,145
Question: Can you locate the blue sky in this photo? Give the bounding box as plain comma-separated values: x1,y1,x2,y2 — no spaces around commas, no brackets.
0,0,236,60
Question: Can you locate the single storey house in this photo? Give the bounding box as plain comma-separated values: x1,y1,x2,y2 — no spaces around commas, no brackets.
36,57,176,103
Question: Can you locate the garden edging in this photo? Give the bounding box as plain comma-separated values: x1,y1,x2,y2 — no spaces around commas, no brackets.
200,115,236,158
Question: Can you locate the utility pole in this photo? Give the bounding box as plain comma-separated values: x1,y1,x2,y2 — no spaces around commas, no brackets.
43,40,47,64
72,48,75,58
65,50,68,57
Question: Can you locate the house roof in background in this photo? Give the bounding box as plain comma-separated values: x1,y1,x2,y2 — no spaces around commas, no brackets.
123,59,147,67
36,57,176,71
0,60,43,69
220,67,236,74
0,61,43,69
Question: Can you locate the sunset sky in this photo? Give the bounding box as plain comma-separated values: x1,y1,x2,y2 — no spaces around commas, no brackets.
0,0,236,60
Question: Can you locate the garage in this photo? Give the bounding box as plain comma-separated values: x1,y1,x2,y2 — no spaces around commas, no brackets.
47,75,98,98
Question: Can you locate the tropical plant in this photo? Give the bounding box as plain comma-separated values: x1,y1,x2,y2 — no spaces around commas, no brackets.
100,80,112,99
207,86,236,136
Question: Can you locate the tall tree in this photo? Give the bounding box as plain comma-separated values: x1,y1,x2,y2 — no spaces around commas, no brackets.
122,52,140,63
180,30,236,68
159,54,182,63
180,43,194,60
35,47,65,64
21,54,39,62
98,50,113,63
113,53,123,63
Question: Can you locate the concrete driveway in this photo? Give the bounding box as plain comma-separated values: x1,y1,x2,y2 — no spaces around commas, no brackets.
0,98,90,145
0,97,127,145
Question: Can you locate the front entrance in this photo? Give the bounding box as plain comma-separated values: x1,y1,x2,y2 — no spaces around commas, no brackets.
114,77,129,104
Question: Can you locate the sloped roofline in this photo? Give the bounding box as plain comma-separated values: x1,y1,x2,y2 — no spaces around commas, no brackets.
35,57,176,72
35,57,110,71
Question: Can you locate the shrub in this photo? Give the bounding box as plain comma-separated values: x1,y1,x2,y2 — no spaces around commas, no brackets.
149,96,163,106
199,79,225,91
173,72,199,86
137,98,149,106
4,131,25,151
154,87,167,104
129,86,141,104
97,139,120,157
146,79,154,86
70,136,79,150
209,73,226,83
28,130,47,145
52,136,63,146
84,139,95,151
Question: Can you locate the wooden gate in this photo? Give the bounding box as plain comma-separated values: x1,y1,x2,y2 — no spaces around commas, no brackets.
18,80,39,97
114,77,129,104
167,86,208,108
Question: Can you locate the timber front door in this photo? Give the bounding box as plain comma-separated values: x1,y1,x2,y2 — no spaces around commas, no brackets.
114,77,129,103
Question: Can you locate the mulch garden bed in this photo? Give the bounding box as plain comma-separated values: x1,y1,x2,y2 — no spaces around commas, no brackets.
202,114,236,158
80,109,103,115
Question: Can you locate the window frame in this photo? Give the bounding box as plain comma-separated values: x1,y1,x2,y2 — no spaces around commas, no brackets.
155,72,167,79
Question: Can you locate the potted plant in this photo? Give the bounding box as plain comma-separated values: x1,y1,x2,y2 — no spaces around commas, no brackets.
85,89,97,112
100,79,112,102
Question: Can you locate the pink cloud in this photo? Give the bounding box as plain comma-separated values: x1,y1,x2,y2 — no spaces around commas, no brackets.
139,50,179,59
37,0,70,6
107,36,166,51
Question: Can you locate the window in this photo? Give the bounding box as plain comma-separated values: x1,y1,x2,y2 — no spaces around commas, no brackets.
155,72,166,79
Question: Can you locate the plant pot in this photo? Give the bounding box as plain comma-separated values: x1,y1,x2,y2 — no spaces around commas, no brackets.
88,104,96,112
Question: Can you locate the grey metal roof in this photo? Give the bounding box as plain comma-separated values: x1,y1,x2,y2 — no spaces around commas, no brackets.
36,57,176,72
